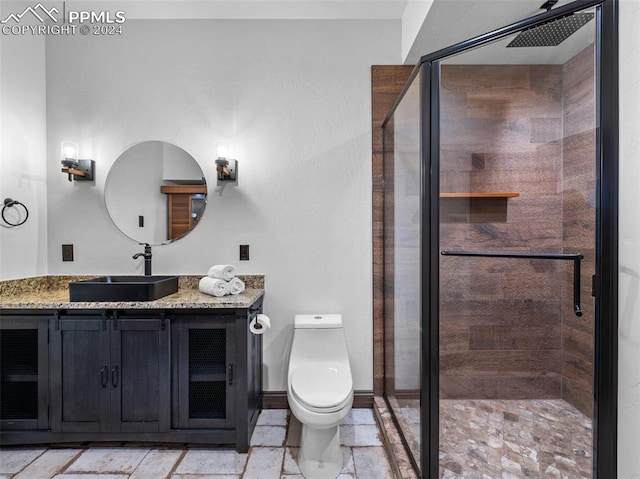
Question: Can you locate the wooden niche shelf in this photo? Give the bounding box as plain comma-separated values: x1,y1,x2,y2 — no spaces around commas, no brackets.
439,192,519,223
160,184,207,195
440,192,520,198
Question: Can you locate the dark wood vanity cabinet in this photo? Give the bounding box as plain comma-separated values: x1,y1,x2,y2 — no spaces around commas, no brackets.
172,316,235,430
169,307,263,451
49,312,170,434
0,300,263,452
0,316,49,431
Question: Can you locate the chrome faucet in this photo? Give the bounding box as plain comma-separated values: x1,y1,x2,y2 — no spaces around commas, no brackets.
132,243,152,275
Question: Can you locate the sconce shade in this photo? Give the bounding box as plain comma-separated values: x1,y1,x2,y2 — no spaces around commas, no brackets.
216,144,229,159
61,140,78,160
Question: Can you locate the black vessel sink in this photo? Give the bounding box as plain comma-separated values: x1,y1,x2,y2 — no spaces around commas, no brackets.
69,275,179,302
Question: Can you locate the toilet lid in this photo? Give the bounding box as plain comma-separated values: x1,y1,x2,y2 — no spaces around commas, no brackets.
291,363,352,410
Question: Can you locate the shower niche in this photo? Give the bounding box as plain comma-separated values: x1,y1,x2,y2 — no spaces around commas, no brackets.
380,1,618,478
439,193,519,223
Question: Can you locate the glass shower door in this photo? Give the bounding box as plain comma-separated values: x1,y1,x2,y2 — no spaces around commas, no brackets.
436,11,597,478
383,70,423,471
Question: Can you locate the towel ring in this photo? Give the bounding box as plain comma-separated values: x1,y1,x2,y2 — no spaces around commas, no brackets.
2,198,29,227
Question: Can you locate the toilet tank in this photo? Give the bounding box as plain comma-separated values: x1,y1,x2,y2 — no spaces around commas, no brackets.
289,314,350,372
294,314,342,329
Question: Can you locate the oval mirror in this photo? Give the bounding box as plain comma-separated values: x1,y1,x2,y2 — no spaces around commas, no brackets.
105,141,207,245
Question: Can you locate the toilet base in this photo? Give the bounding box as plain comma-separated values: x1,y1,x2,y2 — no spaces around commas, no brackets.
298,423,343,479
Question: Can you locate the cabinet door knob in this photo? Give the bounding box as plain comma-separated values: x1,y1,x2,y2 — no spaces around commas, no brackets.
101,366,108,388
111,366,119,388
228,363,234,385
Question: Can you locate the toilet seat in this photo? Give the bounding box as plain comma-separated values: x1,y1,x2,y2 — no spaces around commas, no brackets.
291,363,352,413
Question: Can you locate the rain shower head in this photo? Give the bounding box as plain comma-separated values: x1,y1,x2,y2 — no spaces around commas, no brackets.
506,11,594,48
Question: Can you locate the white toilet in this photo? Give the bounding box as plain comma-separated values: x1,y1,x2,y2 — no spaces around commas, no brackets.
287,314,354,479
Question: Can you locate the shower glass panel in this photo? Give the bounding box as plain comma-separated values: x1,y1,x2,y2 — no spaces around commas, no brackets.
383,71,423,470
437,10,596,478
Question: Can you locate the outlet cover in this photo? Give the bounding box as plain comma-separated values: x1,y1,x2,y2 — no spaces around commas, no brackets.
240,244,250,261
62,244,74,262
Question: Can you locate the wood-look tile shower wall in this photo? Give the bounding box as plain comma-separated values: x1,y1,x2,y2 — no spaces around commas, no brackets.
561,45,595,417
439,47,595,415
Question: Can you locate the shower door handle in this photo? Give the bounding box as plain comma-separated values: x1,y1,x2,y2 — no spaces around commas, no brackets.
592,274,600,298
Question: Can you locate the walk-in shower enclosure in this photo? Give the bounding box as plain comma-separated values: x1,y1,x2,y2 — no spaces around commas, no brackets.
381,0,618,477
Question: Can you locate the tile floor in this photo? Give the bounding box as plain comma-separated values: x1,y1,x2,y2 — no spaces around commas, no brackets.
0,409,394,479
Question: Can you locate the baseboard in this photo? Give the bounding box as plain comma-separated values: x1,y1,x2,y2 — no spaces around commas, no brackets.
262,391,374,409
393,390,420,401
262,391,288,409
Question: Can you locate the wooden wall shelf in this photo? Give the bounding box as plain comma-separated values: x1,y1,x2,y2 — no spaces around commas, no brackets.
440,192,520,198
160,184,207,194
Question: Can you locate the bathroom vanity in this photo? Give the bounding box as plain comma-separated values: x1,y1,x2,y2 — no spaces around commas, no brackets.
0,275,264,452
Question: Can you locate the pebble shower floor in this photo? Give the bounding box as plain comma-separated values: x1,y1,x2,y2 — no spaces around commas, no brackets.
395,398,592,478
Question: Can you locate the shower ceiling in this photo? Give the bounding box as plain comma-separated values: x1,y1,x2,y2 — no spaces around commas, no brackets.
57,0,595,64
404,0,596,65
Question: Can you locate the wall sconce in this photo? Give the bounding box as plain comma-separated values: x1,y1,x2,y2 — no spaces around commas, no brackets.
61,140,94,182
215,144,237,185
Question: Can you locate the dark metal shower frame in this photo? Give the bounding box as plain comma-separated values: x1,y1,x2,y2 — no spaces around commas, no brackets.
440,250,585,316
381,1,618,478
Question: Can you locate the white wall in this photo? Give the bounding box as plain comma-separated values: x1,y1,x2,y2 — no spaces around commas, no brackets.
44,19,400,391
401,0,433,63
0,2,48,280
618,0,640,476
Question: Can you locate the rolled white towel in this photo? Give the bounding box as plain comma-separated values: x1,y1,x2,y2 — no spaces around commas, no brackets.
227,277,245,295
199,276,229,297
207,264,236,281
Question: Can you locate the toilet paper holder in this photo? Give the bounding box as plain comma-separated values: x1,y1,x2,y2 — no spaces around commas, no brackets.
249,314,271,335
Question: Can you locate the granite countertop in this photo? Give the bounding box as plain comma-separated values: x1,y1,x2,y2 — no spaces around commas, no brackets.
0,275,264,310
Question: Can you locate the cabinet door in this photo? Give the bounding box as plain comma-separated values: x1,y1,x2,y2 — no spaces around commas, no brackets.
110,317,170,433
173,318,235,429
50,317,110,433
0,316,49,431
